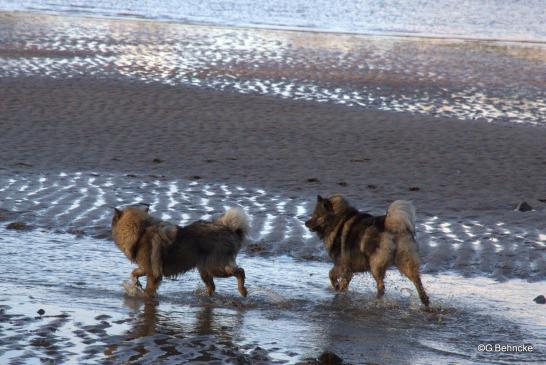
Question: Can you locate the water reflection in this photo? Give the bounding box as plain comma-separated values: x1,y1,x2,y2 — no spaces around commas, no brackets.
1,11,545,125
102,297,267,364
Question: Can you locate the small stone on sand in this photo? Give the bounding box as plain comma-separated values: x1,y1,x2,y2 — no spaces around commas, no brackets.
318,351,343,365
6,222,31,231
515,201,533,212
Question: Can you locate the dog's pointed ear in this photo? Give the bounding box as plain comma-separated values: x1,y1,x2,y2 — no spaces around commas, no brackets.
317,195,323,202
322,199,333,212
114,208,123,219
142,204,150,213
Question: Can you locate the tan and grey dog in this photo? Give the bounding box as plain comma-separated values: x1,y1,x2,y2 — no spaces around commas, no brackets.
112,205,249,298
305,194,429,306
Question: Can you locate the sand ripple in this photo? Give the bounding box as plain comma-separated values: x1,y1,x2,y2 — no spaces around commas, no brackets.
1,12,545,125
1,171,544,280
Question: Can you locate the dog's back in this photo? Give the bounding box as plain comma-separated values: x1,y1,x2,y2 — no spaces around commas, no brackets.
321,196,417,262
160,208,249,277
159,221,237,275
159,207,250,297
112,206,250,297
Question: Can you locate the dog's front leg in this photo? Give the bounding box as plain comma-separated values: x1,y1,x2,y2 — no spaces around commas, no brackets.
337,266,353,291
199,270,216,296
329,265,343,291
329,266,340,291
329,265,353,291
131,267,146,288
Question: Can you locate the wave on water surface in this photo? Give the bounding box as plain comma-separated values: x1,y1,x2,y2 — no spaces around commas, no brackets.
1,0,545,42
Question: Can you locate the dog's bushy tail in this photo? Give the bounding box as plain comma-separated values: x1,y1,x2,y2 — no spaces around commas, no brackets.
216,207,250,239
385,200,416,235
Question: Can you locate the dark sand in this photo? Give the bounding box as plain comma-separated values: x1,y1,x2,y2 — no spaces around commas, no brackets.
2,76,545,215
2,74,545,279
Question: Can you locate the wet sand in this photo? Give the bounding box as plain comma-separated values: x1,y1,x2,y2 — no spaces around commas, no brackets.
1,76,546,280
0,10,545,365
0,228,545,364
1,11,545,125
2,76,545,214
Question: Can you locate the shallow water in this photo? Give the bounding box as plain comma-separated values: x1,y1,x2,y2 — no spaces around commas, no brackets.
0,227,544,364
1,171,545,281
1,0,544,42
0,9,545,363
1,12,545,126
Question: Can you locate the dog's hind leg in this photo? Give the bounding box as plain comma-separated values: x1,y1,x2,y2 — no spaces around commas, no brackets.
144,272,162,298
370,233,395,299
398,261,430,307
199,270,216,296
397,258,430,307
395,235,430,307
371,265,387,299
232,266,248,297
218,265,248,297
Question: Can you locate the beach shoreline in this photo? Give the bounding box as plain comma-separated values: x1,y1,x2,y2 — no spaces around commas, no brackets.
1,75,545,281
0,227,545,364
0,9,545,365
1,75,545,211
2,11,545,125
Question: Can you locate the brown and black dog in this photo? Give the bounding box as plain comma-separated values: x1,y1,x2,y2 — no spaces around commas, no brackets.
112,205,249,297
305,194,429,306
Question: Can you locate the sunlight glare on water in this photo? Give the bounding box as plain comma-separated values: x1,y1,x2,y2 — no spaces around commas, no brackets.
0,227,544,364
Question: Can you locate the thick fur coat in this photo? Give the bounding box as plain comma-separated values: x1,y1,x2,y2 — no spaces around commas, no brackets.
112,205,249,297
305,194,429,306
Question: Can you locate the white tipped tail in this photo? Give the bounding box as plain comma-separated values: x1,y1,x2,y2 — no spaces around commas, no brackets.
217,207,250,238
385,200,416,235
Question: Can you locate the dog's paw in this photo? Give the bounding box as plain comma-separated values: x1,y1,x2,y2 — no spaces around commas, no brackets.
123,280,144,297
239,287,248,297
422,304,439,314
144,288,158,298
337,279,350,291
